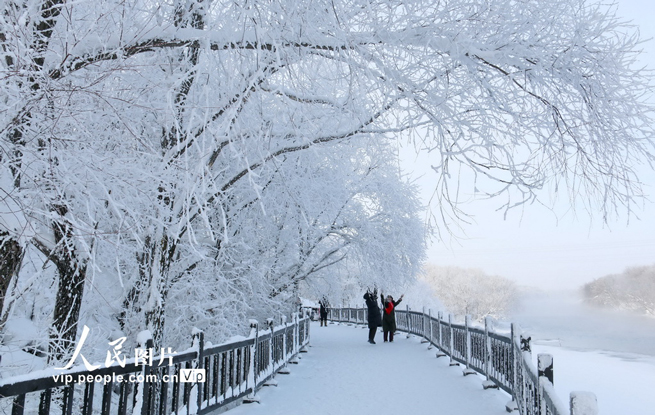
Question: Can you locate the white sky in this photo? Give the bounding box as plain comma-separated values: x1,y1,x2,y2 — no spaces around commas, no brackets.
401,0,655,291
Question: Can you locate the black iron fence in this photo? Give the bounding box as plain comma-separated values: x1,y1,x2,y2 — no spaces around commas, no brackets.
329,307,597,415
0,314,310,415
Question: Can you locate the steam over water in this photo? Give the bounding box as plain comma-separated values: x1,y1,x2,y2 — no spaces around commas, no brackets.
510,290,655,357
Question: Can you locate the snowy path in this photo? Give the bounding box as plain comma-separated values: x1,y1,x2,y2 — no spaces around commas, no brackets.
223,322,511,415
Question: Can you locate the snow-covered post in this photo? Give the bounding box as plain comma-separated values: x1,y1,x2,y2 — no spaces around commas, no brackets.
463,315,475,375
538,354,554,415
406,305,411,338
437,311,442,348
278,316,290,374
192,328,205,413
266,318,275,383
485,317,491,378
427,309,433,350
538,354,553,385
290,313,299,364
134,330,153,415
305,311,311,348
465,315,470,367
420,307,428,344
482,317,498,389
570,392,598,415
436,311,446,358
244,320,260,403
505,323,519,412
448,314,456,366
519,331,532,414
293,313,299,356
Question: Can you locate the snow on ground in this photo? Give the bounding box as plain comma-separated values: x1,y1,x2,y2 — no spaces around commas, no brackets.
530,344,655,415
224,322,511,415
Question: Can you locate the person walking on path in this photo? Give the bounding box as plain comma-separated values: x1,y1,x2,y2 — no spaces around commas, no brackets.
381,293,404,342
363,289,382,344
319,298,329,327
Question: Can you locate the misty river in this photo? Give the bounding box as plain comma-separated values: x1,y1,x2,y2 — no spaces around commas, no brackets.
507,290,655,414
509,290,655,357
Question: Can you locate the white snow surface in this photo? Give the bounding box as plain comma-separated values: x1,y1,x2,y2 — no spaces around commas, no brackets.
530,344,655,415
225,322,510,415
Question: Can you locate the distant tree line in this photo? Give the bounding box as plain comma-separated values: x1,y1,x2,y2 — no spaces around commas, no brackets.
420,265,518,321
583,265,655,315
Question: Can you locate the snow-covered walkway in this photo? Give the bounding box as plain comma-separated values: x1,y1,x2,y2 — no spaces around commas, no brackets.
224,321,511,415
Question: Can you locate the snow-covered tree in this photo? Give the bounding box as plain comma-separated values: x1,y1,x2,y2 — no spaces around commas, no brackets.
583,264,655,315
0,0,653,362
420,264,518,320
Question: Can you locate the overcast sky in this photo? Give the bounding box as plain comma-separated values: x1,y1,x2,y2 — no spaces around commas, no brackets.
402,0,655,291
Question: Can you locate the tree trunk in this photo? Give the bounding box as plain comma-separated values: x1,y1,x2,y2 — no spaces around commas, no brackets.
49,254,87,362
142,233,175,350
47,204,88,363
0,231,24,330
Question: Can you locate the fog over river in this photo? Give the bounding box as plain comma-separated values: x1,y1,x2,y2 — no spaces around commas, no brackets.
509,290,655,357
506,290,655,414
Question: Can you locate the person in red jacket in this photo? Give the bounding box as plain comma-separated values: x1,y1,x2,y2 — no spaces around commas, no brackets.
380,293,404,342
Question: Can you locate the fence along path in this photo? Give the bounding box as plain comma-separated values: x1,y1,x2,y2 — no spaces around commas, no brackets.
0,315,310,415
329,307,598,415
225,320,510,415
0,307,598,415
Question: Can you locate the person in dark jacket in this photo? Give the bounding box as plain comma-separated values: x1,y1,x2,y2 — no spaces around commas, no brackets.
319,299,329,327
381,293,404,342
363,289,381,344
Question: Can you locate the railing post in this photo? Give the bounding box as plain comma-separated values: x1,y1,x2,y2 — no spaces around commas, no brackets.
244,320,260,403
448,314,456,366
570,392,598,415
511,323,518,392
307,311,311,345
538,354,553,415
485,317,491,378
538,354,553,385
278,316,291,375
437,311,442,348
134,331,154,415
505,323,519,412
420,307,428,344
290,313,300,364
465,315,470,367
521,332,532,414
192,329,205,413
282,315,287,362
427,309,433,350
266,318,275,383
294,313,299,356
482,316,498,389
463,315,475,375
436,311,446,358
406,305,411,338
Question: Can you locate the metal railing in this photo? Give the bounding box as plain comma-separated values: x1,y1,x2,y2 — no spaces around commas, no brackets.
0,314,310,415
329,307,596,415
